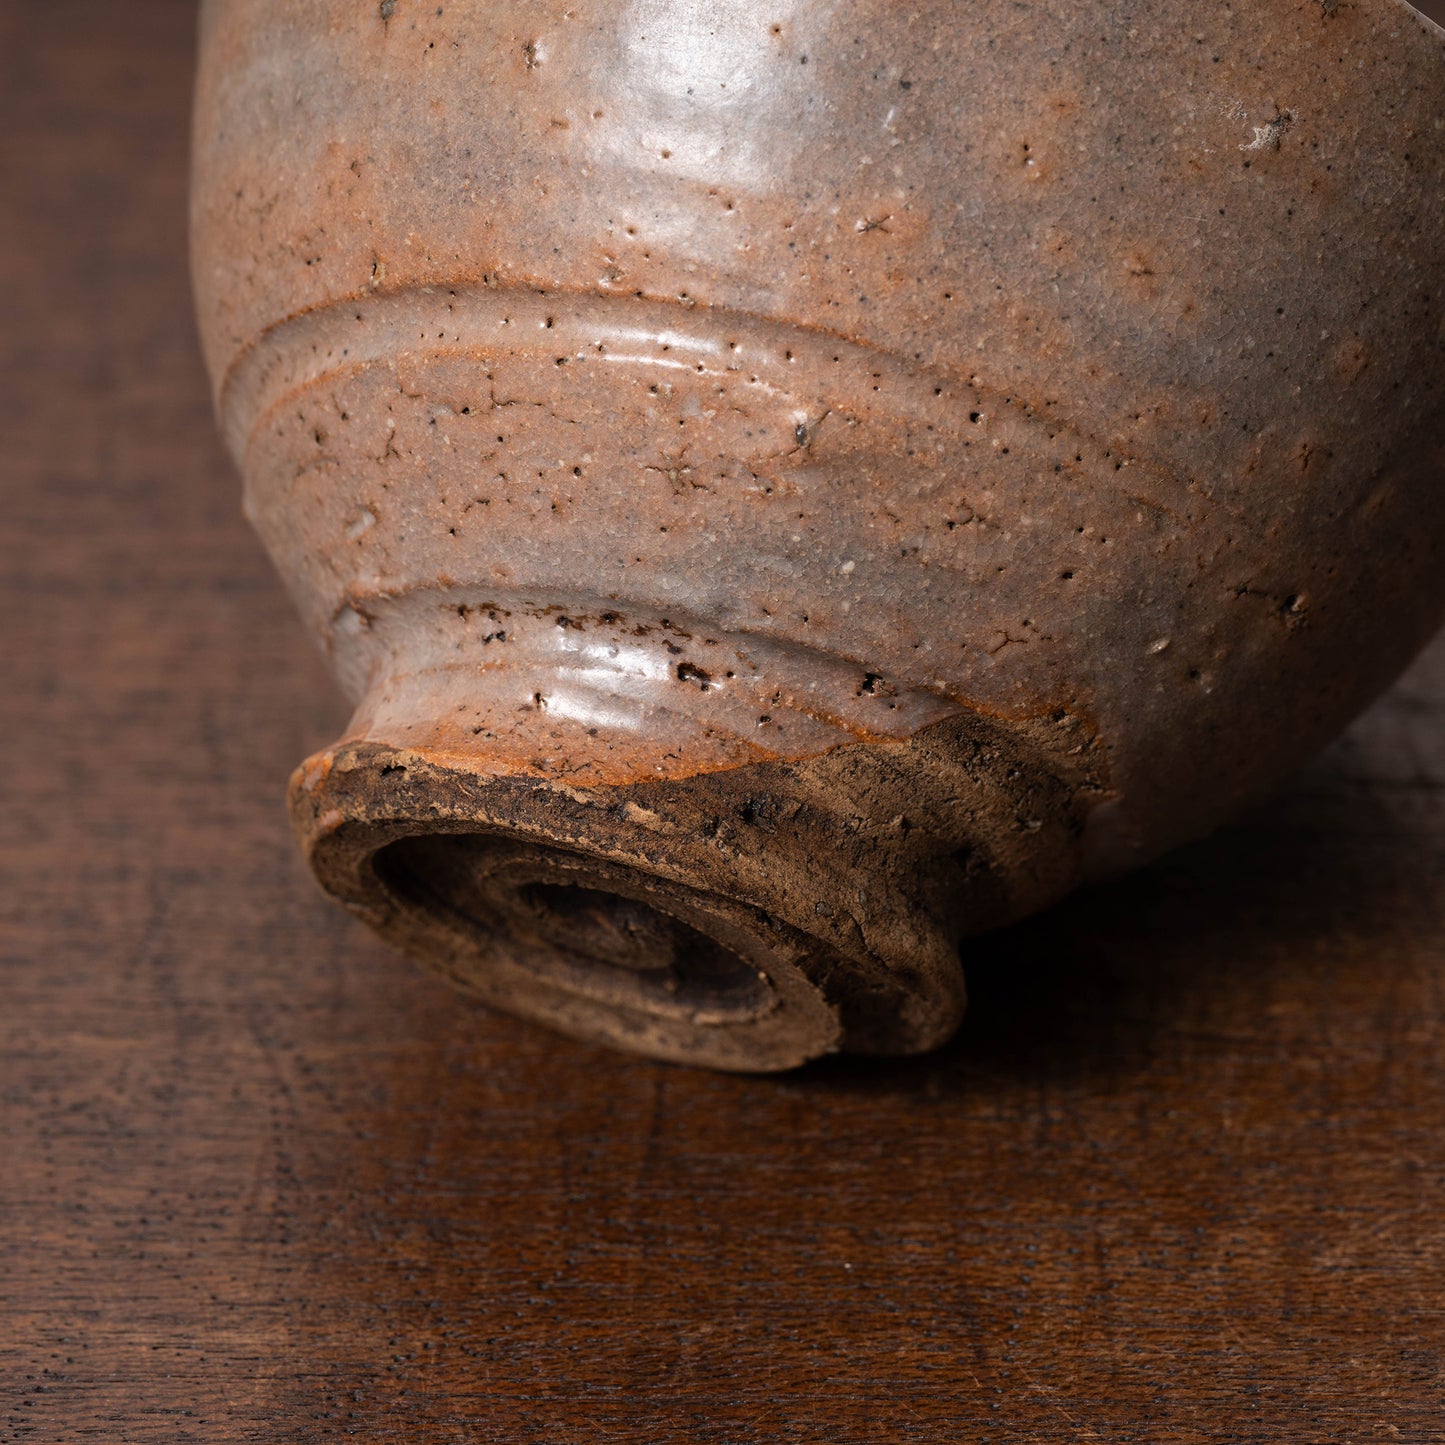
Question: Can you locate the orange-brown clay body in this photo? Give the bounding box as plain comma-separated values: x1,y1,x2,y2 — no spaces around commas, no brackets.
192,0,1445,1068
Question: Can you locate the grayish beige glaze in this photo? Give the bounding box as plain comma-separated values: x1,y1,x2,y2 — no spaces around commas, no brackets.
193,0,1445,1067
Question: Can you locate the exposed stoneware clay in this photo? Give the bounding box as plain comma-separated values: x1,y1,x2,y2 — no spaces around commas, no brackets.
192,0,1445,1069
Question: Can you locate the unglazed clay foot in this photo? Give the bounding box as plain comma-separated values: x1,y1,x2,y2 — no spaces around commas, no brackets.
192,0,1445,1069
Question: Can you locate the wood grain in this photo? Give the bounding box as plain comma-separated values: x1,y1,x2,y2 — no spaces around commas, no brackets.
3,4,1444,1440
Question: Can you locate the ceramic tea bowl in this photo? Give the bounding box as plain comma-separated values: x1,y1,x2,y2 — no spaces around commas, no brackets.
193,0,1445,1067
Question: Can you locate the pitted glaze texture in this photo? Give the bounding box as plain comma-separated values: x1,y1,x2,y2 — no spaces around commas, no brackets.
193,0,1445,1068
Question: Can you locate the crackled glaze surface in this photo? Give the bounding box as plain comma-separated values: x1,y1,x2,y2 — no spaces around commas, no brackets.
193,0,1445,1065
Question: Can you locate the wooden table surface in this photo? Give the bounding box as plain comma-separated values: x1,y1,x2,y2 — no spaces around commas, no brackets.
5,5,1445,1440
